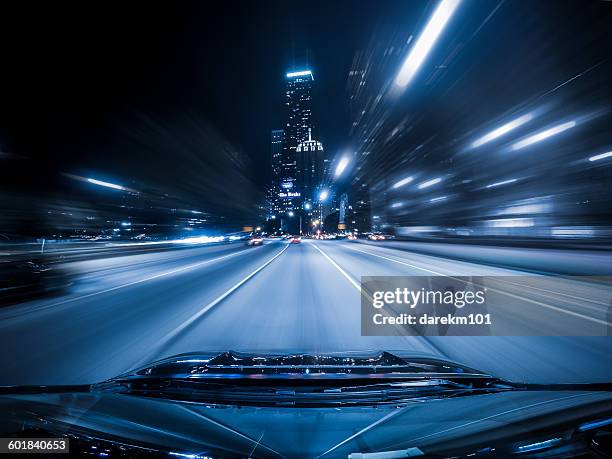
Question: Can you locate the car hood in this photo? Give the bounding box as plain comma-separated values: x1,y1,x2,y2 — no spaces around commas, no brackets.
0,351,611,458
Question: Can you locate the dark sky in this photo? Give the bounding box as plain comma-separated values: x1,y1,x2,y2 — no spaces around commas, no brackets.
0,1,393,189
1,0,612,231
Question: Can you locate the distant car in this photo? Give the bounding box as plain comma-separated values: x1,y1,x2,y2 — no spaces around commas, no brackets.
368,232,393,241
347,233,357,240
246,236,264,246
291,236,301,244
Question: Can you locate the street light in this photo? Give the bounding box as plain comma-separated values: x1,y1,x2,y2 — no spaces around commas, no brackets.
589,151,612,162
471,114,533,148
319,190,329,201
392,176,414,189
395,0,461,88
417,177,442,189
86,178,125,191
304,202,312,210
288,211,295,217
510,121,576,151
334,156,350,177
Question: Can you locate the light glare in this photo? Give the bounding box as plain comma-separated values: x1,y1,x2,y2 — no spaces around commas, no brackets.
334,157,350,177
395,0,461,87
588,151,612,162
392,176,414,189
511,121,576,151
417,177,442,189
86,178,125,191
319,190,329,201
486,178,518,188
472,114,533,148
286,70,313,79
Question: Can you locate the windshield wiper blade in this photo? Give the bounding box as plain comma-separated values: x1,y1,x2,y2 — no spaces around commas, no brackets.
96,374,516,407
123,351,490,380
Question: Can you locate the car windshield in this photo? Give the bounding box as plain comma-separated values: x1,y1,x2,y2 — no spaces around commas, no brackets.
1,1,612,458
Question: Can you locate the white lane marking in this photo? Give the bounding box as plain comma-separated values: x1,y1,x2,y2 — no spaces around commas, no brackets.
345,244,611,327
148,243,290,354
346,244,445,275
311,243,361,292
308,242,446,357
492,277,609,308
15,247,256,311
354,244,609,308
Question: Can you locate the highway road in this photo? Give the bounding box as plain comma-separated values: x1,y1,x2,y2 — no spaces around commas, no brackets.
1,239,611,386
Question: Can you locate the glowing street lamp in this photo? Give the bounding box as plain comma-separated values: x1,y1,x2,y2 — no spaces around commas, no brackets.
471,114,533,148
510,121,576,151
392,176,414,189
417,177,442,189
589,151,612,162
86,178,125,191
395,0,461,88
334,157,350,177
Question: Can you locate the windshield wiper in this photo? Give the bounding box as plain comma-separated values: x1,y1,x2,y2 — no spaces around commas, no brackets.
74,351,507,406
96,374,514,407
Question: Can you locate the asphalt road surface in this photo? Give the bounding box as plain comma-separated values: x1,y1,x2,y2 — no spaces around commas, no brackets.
1,239,611,386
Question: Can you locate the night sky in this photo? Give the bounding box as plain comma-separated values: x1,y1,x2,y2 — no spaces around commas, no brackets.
0,1,388,189
1,1,612,232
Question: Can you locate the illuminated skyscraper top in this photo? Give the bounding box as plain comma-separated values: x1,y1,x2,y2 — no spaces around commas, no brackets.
283,70,314,153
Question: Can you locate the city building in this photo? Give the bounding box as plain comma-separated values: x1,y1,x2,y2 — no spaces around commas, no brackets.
296,127,324,207
278,69,314,215
268,129,284,216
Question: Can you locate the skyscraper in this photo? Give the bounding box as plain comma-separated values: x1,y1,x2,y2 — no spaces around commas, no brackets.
279,69,314,213
271,129,284,185
268,129,284,216
296,128,324,205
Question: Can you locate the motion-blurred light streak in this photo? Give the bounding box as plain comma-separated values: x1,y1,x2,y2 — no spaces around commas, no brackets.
86,178,126,191
471,114,533,148
335,157,350,177
510,121,576,151
417,177,442,189
392,176,414,189
487,218,535,228
486,178,518,188
395,0,461,88
588,151,612,162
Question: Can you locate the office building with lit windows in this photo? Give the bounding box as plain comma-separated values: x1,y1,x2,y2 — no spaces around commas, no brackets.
279,69,314,213
268,129,284,216
296,128,324,208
